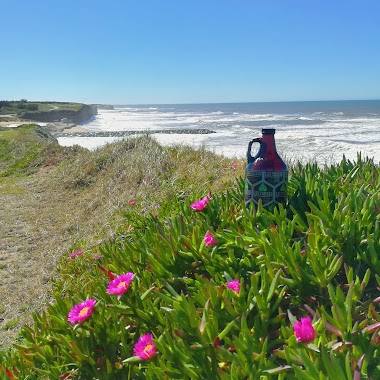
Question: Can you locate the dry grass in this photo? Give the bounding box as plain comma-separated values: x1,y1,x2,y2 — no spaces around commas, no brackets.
0,131,245,348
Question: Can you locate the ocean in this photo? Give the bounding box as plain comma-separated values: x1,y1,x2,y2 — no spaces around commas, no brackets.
58,100,380,165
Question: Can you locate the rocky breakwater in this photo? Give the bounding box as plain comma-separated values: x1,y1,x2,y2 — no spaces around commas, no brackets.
21,104,97,124
55,128,216,138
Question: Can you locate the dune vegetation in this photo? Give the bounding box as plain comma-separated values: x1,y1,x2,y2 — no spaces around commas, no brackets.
0,124,380,379
0,124,242,349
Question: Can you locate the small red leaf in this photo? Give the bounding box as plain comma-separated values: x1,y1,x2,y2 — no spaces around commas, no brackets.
99,265,116,280
324,320,343,338
353,354,365,380
363,321,380,334
59,374,73,379
5,368,16,379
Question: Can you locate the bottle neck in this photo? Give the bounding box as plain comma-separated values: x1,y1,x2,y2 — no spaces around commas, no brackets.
261,134,277,155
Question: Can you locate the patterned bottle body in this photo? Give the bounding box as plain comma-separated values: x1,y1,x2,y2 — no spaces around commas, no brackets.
244,129,288,210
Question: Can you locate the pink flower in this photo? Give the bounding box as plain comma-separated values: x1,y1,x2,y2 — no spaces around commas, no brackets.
190,195,211,211
129,201,136,205
107,272,135,296
134,333,156,360
204,231,217,247
68,299,96,324
294,316,315,343
226,280,240,294
69,249,83,258
153,213,158,218
231,163,238,168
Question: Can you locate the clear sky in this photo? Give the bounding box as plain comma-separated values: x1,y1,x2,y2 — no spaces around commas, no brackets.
1,0,379,104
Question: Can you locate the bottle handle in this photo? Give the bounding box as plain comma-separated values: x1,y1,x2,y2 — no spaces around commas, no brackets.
247,138,262,163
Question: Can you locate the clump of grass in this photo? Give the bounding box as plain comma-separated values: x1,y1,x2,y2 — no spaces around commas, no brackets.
1,320,18,331
0,124,58,177
48,135,244,238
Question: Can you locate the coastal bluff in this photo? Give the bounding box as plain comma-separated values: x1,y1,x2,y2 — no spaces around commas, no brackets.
21,104,97,124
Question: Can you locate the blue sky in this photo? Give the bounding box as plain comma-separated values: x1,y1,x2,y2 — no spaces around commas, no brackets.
1,0,379,104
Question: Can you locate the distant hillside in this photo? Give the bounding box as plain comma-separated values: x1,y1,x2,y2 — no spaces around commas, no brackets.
0,100,97,124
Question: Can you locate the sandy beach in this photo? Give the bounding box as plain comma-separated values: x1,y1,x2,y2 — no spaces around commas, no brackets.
0,119,88,134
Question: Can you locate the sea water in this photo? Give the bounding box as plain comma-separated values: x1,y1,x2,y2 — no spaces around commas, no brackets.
58,100,380,165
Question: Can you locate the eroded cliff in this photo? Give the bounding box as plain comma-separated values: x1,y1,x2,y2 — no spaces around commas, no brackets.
21,104,97,124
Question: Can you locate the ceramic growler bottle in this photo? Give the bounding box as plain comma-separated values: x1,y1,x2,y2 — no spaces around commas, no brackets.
244,128,288,209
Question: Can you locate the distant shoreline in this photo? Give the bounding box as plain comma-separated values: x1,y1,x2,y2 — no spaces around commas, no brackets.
0,120,89,134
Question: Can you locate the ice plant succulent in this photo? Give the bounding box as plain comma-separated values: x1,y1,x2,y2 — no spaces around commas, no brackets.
226,279,240,294
190,195,211,211
204,231,217,247
68,299,96,324
294,316,315,343
134,333,156,360
107,272,135,296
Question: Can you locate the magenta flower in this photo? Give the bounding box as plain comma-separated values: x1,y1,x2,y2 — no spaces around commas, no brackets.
107,272,135,296
204,231,217,247
226,279,240,294
69,249,83,258
153,213,158,218
226,280,240,294
68,299,96,324
294,316,315,343
129,201,136,205
231,162,238,168
134,333,156,360
190,195,211,211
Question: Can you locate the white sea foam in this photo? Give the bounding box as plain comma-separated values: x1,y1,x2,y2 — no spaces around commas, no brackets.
58,136,122,150
61,104,380,165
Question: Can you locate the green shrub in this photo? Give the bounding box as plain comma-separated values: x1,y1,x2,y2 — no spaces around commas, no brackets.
1,155,380,379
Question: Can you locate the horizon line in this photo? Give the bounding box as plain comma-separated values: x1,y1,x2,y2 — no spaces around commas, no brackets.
111,98,380,106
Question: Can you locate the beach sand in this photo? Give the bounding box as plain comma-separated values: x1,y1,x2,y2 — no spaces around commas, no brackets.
0,120,88,134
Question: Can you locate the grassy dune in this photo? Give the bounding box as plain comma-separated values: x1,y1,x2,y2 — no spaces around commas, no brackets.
0,125,243,349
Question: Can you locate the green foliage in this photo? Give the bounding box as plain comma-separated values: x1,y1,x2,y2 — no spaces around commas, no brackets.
0,100,83,115
1,155,380,379
0,125,50,177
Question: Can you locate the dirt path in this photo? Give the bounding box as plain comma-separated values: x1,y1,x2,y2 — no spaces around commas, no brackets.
0,176,73,347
